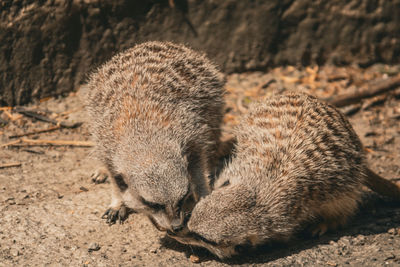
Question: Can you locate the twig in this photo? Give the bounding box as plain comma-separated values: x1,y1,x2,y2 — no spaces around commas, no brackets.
1,138,94,147
9,125,61,139
3,110,22,121
20,138,94,147
0,139,22,147
0,162,21,169
326,75,400,107
21,148,45,154
14,107,82,128
57,107,82,118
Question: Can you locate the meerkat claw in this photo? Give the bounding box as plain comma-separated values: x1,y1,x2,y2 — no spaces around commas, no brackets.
91,169,109,184
102,206,128,225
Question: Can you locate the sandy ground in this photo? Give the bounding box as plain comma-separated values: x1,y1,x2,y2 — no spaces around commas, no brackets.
1,65,400,266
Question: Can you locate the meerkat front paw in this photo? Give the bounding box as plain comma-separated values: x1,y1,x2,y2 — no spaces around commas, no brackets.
91,168,109,184
102,205,128,225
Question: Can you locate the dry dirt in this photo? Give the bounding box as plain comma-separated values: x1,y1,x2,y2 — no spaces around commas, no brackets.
1,65,400,266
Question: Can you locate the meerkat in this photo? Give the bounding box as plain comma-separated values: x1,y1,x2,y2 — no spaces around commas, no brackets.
85,41,225,231
168,92,400,259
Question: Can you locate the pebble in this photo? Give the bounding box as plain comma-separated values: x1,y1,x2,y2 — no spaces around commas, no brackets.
88,243,100,252
353,234,366,245
190,255,200,263
5,197,16,205
10,248,20,257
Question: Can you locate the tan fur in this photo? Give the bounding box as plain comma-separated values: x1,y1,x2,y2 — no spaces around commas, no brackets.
169,92,400,259
85,41,225,230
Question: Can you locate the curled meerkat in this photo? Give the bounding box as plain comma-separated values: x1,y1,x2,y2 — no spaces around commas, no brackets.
85,41,225,231
169,92,400,259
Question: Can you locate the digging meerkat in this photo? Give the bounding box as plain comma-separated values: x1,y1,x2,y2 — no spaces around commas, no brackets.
169,92,400,259
85,41,225,231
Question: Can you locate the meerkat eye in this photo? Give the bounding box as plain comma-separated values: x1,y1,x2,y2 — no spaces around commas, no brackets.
221,180,230,187
140,197,165,211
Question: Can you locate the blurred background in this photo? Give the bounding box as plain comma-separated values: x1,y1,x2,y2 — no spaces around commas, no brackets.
1,0,399,105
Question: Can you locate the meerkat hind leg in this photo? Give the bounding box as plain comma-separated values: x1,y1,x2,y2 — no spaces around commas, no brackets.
311,219,341,237
310,193,360,237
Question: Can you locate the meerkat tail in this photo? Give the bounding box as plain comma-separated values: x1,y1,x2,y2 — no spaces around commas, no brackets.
364,168,400,201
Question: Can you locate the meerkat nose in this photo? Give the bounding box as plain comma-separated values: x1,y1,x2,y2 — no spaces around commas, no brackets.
171,219,184,232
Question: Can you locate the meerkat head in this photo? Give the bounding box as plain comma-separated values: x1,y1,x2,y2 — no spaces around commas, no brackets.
168,181,263,259
114,138,195,232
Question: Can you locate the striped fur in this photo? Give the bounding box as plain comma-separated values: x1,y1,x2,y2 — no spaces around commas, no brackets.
170,92,400,259
85,41,225,230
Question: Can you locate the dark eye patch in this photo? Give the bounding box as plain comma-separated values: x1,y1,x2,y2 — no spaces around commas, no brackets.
140,197,165,211
188,231,218,246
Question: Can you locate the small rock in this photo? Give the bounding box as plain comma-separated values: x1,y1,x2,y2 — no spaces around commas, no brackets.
10,249,20,257
101,253,108,259
88,243,100,252
326,261,337,267
353,234,365,245
190,254,200,263
5,197,16,205
79,186,89,192
384,253,395,261
388,228,396,235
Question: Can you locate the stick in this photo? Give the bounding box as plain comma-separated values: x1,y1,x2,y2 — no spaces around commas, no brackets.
2,110,22,121
9,125,61,139
20,138,94,147
326,75,400,107
0,139,22,147
0,162,21,168
14,107,82,128
57,107,82,118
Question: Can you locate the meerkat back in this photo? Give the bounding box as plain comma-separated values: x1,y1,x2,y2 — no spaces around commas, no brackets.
169,93,400,259
85,41,225,231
